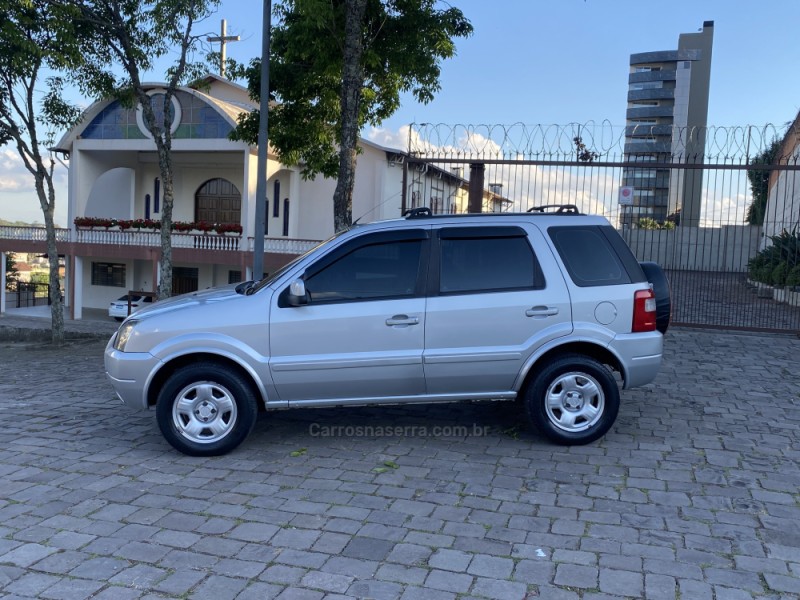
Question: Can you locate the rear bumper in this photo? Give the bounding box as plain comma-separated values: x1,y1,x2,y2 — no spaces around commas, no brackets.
609,332,663,389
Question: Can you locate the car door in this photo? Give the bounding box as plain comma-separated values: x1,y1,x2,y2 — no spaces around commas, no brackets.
423,224,572,396
269,228,430,405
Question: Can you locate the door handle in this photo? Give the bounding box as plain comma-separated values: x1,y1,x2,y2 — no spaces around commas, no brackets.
526,306,559,318
386,314,419,327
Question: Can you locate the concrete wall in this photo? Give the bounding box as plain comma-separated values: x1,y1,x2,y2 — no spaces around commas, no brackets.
762,148,800,247
620,225,761,272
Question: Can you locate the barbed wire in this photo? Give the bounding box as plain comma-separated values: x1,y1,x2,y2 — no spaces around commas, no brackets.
407,122,798,161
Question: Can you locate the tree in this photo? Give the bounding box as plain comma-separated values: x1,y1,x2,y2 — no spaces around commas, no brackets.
574,137,598,163
5,252,19,290
746,138,782,226
0,0,83,344
233,0,472,232
64,0,220,299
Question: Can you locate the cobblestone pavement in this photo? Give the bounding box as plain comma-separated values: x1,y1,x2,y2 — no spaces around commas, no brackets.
0,329,799,599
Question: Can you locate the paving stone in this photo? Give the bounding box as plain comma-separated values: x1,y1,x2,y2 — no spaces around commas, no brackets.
466,555,514,579
0,543,59,567
299,570,354,593
428,549,472,572
4,573,63,597
341,536,395,561
69,556,130,580
152,569,207,595
424,569,472,593
553,564,598,589
469,577,528,600
190,574,249,600
109,563,168,588
598,569,643,597
38,577,105,599
376,563,428,586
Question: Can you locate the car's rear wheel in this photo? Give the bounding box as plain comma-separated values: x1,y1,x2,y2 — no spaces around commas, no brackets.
524,354,620,445
155,362,258,456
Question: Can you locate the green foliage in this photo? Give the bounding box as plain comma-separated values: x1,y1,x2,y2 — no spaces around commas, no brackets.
747,226,800,283
771,262,789,287
746,138,782,226
29,271,50,285
232,0,473,179
574,137,598,162
637,218,675,230
5,253,19,290
786,264,800,288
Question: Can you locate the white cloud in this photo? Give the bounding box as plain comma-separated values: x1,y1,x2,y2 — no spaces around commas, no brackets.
0,150,68,225
0,149,68,193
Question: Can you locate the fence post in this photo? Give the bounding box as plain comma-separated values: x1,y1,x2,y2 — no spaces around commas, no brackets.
0,251,5,315
468,163,485,213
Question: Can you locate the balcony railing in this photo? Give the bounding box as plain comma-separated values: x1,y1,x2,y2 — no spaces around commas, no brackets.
0,226,70,242
0,226,320,255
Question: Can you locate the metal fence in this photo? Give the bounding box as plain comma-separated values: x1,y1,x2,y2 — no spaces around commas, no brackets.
404,123,800,333
8,281,52,308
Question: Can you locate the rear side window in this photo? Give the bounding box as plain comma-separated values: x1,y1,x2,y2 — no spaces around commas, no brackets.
549,225,640,287
439,228,544,294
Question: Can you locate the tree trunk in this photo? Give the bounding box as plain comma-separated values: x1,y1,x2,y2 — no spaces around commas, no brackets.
332,0,368,233
38,163,64,345
156,140,174,300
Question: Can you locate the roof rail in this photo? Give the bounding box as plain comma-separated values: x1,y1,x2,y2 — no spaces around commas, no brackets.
404,207,433,218
526,204,581,214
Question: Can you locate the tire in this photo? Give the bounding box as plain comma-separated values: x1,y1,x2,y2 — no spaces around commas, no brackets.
524,354,620,445
156,362,258,456
639,262,671,334
114,317,124,322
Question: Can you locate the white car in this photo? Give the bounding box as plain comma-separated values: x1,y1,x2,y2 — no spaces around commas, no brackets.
108,294,154,321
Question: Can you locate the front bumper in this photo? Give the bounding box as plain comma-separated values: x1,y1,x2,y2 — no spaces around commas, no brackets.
104,336,160,410
609,331,663,389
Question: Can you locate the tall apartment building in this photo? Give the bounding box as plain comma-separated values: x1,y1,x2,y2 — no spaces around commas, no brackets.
622,21,714,227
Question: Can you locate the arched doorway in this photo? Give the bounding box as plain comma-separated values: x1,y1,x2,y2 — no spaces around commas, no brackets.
195,178,241,224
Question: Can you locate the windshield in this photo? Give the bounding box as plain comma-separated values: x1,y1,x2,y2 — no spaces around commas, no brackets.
244,233,343,295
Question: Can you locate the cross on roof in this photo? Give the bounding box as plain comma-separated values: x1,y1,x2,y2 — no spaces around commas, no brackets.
207,19,241,78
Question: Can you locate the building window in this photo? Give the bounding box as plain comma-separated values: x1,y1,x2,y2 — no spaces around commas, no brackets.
630,81,664,91
91,262,126,287
228,270,242,284
273,180,280,217
283,198,290,236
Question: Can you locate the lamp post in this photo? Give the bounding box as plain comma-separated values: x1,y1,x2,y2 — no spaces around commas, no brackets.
253,0,271,279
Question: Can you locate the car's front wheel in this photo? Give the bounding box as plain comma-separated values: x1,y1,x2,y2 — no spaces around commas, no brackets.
155,362,258,456
524,354,620,445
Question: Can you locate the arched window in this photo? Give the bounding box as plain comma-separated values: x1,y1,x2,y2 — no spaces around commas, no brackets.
195,178,241,224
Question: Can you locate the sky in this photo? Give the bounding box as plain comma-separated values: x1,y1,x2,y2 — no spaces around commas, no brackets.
3,0,800,225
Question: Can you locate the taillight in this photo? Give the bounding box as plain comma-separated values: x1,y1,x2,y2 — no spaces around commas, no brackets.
632,288,657,332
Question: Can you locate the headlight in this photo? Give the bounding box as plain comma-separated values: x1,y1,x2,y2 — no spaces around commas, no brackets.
114,321,137,352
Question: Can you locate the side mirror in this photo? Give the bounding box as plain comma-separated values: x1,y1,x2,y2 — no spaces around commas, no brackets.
287,279,310,306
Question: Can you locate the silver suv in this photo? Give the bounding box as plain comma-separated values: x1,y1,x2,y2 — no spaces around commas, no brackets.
105,207,669,456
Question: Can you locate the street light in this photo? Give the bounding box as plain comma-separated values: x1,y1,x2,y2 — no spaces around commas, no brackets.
253,0,271,279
